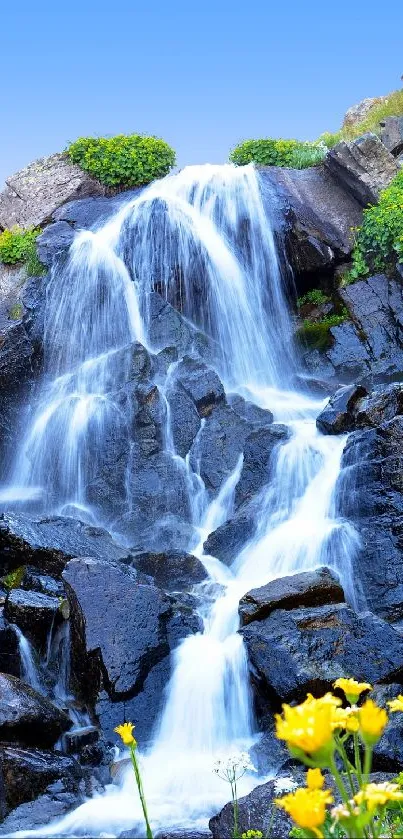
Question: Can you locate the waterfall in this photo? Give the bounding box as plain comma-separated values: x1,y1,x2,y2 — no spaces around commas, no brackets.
14,627,43,694
1,164,360,838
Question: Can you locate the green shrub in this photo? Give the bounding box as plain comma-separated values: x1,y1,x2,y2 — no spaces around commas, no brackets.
348,169,403,280
67,134,176,188
296,314,347,350
2,565,26,590
297,289,330,308
229,138,326,169
0,227,45,276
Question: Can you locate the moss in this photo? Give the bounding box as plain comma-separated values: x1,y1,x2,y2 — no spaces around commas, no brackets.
8,303,23,320
2,565,26,590
297,289,330,308
296,314,348,350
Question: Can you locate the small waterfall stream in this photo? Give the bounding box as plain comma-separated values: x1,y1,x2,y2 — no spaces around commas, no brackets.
2,164,360,837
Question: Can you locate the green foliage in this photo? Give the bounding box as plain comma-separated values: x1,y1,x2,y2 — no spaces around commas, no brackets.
297,289,330,308
0,227,45,276
8,303,23,320
229,138,327,169
67,134,176,188
349,169,403,279
296,314,347,350
2,565,26,590
344,89,403,140
318,131,343,149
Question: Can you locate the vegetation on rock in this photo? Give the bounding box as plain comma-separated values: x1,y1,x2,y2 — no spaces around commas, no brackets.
322,89,403,147
0,227,45,276
296,313,347,350
229,138,327,169
346,170,403,281
67,134,176,188
297,289,330,308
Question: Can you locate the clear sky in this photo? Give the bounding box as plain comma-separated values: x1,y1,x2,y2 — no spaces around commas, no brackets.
1,0,402,186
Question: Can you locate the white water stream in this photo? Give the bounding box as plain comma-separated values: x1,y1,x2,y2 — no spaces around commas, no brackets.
1,165,360,837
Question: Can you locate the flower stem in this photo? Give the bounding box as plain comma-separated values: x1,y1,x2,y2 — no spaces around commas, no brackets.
130,744,153,839
363,744,373,783
329,753,350,805
353,731,364,785
231,780,239,839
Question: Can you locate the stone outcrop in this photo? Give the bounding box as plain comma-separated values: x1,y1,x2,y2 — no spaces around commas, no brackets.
0,153,106,230
380,116,403,157
0,673,70,747
4,588,62,651
239,567,344,626
325,134,399,206
1,746,82,810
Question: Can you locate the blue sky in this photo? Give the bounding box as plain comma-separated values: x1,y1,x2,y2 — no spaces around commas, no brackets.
1,0,402,186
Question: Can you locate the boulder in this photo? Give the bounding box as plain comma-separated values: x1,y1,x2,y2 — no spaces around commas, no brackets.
0,673,70,747
228,393,274,426
4,588,62,651
209,774,297,839
235,424,290,508
0,153,106,230
242,603,403,701
166,379,201,457
355,384,403,428
0,746,82,809
380,116,403,157
260,165,363,277
316,384,367,433
189,404,248,496
36,221,75,268
128,551,208,591
52,190,140,229
0,512,128,576
343,94,389,130
239,567,344,626
203,509,256,566
173,356,225,417
0,780,84,836
63,558,201,743
371,684,403,772
147,292,217,363
325,134,399,207
21,567,65,598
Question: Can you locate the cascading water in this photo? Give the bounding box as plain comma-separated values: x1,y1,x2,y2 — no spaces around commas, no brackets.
2,164,361,837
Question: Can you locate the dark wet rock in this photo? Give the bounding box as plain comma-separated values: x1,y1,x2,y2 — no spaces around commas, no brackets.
129,551,208,591
380,116,403,157
0,745,82,809
239,567,344,626
132,381,167,457
260,165,363,277
0,673,70,747
355,383,403,428
63,558,201,743
0,609,21,677
36,221,75,268
242,603,403,701
21,567,65,597
173,356,225,417
250,720,291,776
228,393,274,426
52,190,140,229
64,725,99,755
166,379,201,457
0,512,128,576
0,587,6,606
147,292,217,362
209,774,297,839
370,684,403,772
203,509,256,566
337,417,403,621
235,424,290,508
5,588,62,651
189,404,248,496
316,384,367,433
0,780,84,836
0,317,40,464
325,133,399,206
126,514,196,555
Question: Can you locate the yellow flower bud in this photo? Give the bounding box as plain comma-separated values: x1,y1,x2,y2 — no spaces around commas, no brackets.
114,721,137,747
358,699,388,745
333,678,372,704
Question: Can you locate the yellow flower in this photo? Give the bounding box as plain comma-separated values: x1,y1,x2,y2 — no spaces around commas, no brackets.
354,782,403,811
387,695,403,713
358,699,388,745
307,768,325,790
333,678,372,704
275,787,333,836
275,696,336,761
331,706,360,733
114,721,137,747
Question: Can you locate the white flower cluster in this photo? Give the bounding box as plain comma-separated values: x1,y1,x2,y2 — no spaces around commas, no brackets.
274,776,298,794
213,752,257,782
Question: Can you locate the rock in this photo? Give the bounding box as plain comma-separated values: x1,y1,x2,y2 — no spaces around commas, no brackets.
52,190,140,229
21,567,65,597
4,588,62,651
325,134,399,206
63,558,201,743
336,417,403,621
260,165,363,277
189,404,248,496
35,221,75,268
0,152,106,230
0,609,21,677
367,684,403,772
0,673,70,747
235,424,290,508
355,384,403,428
203,509,256,565
380,116,403,157
239,567,344,626
147,292,217,362
228,393,274,426
242,603,403,701
316,384,367,433
166,379,201,457
0,746,82,809
128,551,208,591
0,780,83,836
343,94,389,130
173,356,225,417
0,512,128,576
209,775,296,839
